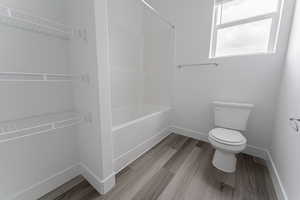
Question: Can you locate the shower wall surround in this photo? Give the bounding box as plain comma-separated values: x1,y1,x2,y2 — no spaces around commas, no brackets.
108,0,175,173
109,0,174,119
109,0,145,111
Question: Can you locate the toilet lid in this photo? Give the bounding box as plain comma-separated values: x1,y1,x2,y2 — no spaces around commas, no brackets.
209,128,246,145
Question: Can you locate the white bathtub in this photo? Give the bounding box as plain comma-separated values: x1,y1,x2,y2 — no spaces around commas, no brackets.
112,104,172,172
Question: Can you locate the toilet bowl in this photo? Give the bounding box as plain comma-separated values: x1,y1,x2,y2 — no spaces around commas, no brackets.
208,128,247,173
208,101,253,173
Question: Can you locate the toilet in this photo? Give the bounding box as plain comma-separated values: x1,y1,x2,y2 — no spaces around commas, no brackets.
208,101,254,173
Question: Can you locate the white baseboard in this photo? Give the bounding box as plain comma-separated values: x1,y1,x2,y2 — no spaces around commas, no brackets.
113,127,172,173
8,128,171,199
79,163,115,194
10,126,283,200
10,164,81,200
170,126,209,142
9,163,116,200
266,151,288,200
170,126,268,160
244,144,268,160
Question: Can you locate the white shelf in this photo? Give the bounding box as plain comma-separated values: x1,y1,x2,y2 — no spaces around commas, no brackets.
0,111,91,143
0,72,89,83
0,4,72,40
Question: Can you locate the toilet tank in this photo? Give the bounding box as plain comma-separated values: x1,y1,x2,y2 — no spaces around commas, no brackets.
213,101,254,131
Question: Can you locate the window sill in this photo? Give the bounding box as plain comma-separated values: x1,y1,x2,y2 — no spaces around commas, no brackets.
209,51,277,60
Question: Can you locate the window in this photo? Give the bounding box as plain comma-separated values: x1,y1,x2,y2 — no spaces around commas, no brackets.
210,0,283,58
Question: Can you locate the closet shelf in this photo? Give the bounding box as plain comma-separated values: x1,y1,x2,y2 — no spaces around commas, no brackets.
0,72,89,83
0,5,72,40
0,111,91,143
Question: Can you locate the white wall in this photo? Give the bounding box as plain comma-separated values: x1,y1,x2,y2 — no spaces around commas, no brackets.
0,0,77,199
67,0,115,193
271,0,300,199
67,0,103,179
148,0,295,149
93,0,116,191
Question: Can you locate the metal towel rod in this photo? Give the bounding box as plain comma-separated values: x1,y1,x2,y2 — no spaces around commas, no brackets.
177,63,219,69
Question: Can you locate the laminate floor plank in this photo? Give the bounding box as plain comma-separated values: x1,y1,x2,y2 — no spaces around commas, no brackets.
129,154,153,171
102,148,177,200
201,156,228,200
145,134,187,159
181,144,216,200
54,180,95,200
116,148,176,200
41,134,278,200
168,134,188,150
262,167,278,200
81,190,100,200
132,168,174,200
163,138,198,173
233,154,256,200
254,161,278,200
39,176,85,200
240,154,262,200
158,146,204,200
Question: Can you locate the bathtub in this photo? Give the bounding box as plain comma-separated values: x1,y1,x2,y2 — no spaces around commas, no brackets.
112,104,172,172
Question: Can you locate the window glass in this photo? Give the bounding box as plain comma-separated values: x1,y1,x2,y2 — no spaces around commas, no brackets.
215,19,273,57
218,0,279,24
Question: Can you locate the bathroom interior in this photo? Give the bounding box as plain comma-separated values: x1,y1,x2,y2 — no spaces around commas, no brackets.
0,0,299,199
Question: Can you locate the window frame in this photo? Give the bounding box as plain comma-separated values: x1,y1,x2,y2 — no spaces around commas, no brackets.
209,0,284,58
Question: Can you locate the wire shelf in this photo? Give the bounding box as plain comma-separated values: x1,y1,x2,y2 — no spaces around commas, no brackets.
0,4,72,40
0,111,91,143
0,72,89,83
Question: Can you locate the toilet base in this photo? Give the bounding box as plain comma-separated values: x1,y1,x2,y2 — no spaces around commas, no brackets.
212,149,237,173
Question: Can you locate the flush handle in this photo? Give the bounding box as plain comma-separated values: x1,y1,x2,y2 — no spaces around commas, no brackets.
289,118,300,132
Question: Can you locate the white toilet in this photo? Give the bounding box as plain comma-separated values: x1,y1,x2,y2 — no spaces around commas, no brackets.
208,101,254,173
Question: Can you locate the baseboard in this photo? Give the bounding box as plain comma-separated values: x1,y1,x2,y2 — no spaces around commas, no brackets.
244,144,268,160
170,126,268,160
10,164,81,200
7,128,171,199
79,163,115,194
170,126,209,142
8,163,116,200
113,127,173,173
9,127,281,200
266,151,288,200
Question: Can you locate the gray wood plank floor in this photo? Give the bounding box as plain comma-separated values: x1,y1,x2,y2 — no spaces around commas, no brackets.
39,134,277,200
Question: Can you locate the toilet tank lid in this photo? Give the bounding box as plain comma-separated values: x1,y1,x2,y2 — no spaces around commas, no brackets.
213,101,254,109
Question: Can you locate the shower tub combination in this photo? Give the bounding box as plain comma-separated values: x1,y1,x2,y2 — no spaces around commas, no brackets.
112,104,172,172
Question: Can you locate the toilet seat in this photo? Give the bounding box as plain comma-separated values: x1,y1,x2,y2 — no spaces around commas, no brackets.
209,128,246,146
208,128,248,173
